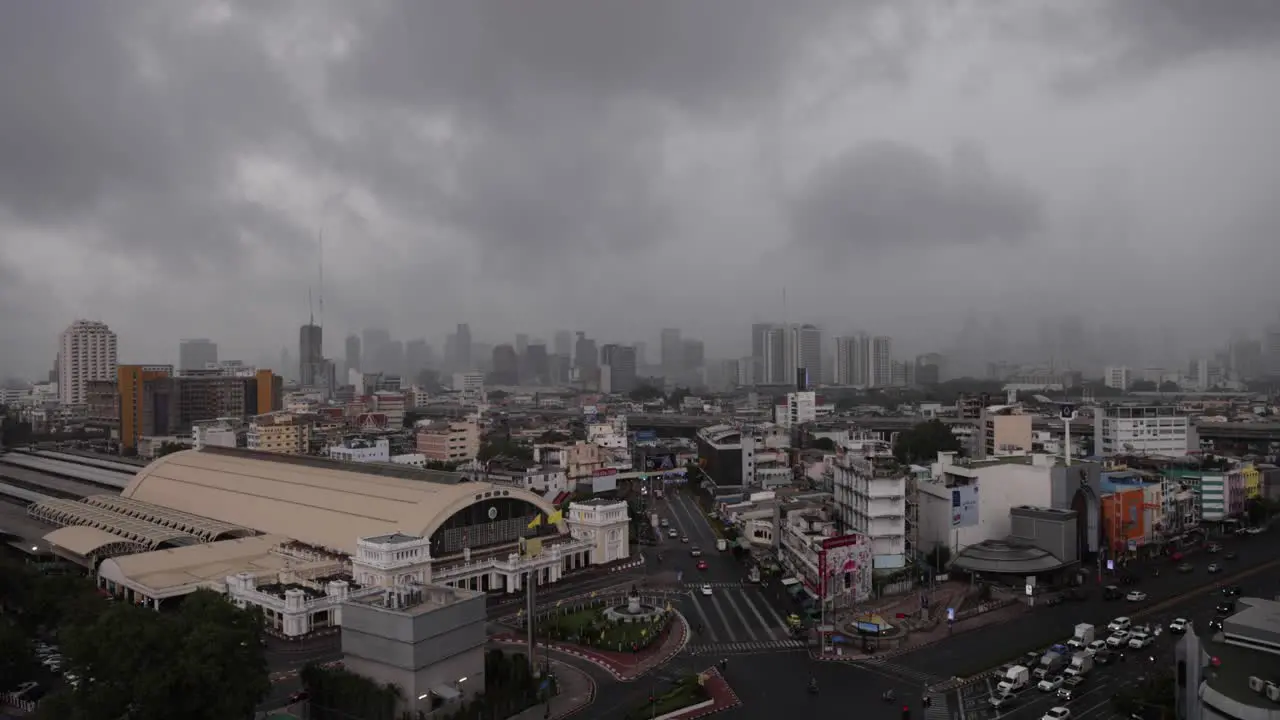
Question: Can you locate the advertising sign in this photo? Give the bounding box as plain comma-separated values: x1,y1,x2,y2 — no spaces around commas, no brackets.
643,453,678,472
818,534,873,604
951,484,980,528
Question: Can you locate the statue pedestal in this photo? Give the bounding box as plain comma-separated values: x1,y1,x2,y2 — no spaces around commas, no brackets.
627,595,641,614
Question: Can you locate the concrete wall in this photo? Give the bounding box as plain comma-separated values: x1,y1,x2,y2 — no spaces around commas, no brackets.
342,594,487,671
1010,508,1078,564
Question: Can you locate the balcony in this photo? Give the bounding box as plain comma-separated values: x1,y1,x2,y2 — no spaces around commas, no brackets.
431,537,593,581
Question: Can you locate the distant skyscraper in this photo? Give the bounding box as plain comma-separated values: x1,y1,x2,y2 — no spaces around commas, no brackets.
660,328,682,378
750,323,773,385
1266,321,1280,375
633,341,648,367
870,336,893,387
601,344,638,394
490,344,519,385
553,330,572,358
793,324,822,383
515,333,529,357
344,334,361,375
455,323,472,370
763,326,791,384
405,339,430,376
58,319,118,405
299,323,324,387
835,336,866,385
361,328,390,371
524,344,550,385
682,338,704,371
179,338,218,372
574,332,598,370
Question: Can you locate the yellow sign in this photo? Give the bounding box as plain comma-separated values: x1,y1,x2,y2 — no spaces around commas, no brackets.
548,509,564,525
527,514,543,530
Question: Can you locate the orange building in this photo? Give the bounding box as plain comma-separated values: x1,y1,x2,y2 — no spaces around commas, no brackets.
1101,487,1147,554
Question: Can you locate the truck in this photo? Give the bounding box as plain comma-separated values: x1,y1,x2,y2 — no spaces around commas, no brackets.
716,538,728,552
1068,623,1095,650
996,665,1030,694
1033,650,1066,680
1063,652,1093,678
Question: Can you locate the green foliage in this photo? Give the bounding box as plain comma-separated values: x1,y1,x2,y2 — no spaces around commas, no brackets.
301,663,401,720
154,441,187,458
809,436,836,451
443,650,548,720
540,604,672,652
0,562,268,720
1158,380,1181,392
893,419,962,464
625,674,709,720
0,618,39,692
1130,380,1158,392
478,437,533,463
628,384,664,402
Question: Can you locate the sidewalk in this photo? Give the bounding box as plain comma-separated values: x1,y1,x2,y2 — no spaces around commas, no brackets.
493,612,690,682
505,659,596,720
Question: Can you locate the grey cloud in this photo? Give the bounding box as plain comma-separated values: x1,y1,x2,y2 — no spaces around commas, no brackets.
791,141,1043,255
1052,1,1280,94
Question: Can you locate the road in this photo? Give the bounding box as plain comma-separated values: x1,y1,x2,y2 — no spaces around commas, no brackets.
884,529,1275,679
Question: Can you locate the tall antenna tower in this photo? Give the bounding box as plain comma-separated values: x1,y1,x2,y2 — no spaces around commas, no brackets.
318,230,324,330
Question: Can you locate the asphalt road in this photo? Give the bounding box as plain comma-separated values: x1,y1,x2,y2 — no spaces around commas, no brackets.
891,530,1275,679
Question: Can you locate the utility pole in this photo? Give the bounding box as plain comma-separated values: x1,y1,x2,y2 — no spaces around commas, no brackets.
526,570,539,678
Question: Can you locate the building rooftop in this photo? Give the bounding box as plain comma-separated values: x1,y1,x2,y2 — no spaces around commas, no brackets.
97,534,322,595
1203,597,1280,706
363,532,424,545
951,538,1069,574
346,583,484,616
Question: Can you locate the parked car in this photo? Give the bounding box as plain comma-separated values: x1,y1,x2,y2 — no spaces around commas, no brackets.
1108,617,1132,632
1042,707,1072,720
1127,633,1152,649
1106,631,1131,648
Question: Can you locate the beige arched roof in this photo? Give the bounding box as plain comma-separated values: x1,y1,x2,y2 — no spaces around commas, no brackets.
121,449,559,555
43,525,146,558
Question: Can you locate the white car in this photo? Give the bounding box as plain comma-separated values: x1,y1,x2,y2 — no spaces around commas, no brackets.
1038,676,1065,692
1169,618,1190,634
1085,640,1107,655
1126,591,1147,602
1043,707,1071,720
1106,631,1131,647
1128,633,1152,649
1108,617,1131,632
700,584,712,596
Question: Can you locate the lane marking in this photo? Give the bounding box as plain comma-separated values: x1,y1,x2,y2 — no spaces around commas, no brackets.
717,587,762,642
686,594,721,643
706,591,745,643
734,586,781,639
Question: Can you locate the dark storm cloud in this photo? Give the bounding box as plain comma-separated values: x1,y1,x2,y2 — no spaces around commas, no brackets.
0,2,312,267
791,141,1043,255
1053,0,1280,94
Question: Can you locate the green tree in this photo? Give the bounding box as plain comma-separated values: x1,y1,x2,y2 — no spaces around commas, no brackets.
301,663,401,720
1158,380,1180,392
0,618,38,692
478,438,533,463
809,437,836,451
893,419,962,464
1130,380,1157,392
58,589,269,720
666,387,691,409
488,389,510,402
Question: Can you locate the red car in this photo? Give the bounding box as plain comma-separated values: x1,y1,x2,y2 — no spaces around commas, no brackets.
696,560,709,570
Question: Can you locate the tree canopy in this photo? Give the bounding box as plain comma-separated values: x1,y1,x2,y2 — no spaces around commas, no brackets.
1130,380,1157,392
1,560,270,720
628,384,664,402
893,419,962,464
478,437,533,463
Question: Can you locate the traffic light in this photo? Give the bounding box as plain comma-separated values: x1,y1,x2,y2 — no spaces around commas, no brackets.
902,705,911,720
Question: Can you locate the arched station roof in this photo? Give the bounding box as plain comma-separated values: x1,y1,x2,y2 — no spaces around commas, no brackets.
43,525,146,561
28,498,201,549
120,448,560,555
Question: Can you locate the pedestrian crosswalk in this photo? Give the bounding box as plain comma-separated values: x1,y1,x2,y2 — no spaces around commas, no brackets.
857,657,948,686
679,581,795,647
681,581,744,589
686,639,807,655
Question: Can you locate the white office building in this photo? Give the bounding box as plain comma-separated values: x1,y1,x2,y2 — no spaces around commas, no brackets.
1103,366,1132,391
776,391,816,429
58,319,118,406
870,336,893,388
831,444,908,569
1093,405,1194,457
327,438,391,464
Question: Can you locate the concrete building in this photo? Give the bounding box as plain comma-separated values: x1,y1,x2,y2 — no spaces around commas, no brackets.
917,453,1057,559
342,579,487,716
58,319,118,406
977,405,1033,459
452,372,485,404
776,508,873,608
192,419,239,450
776,391,816,429
328,438,391,463
1094,405,1194,457
1177,597,1280,720
415,420,481,464
1103,366,1132,391
566,499,631,565
830,447,909,569
870,336,892,388
600,344,637,395
247,413,312,455
792,325,822,385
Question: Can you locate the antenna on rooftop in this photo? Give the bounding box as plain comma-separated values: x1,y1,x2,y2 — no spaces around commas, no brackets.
318,229,324,331
308,287,314,326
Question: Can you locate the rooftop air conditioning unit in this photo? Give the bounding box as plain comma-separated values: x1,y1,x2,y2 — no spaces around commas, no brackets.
1267,682,1280,703
1249,676,1265,693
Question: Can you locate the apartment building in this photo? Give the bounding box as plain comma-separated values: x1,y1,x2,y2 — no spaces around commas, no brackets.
117,366,281,453
58,319,118,406
247,413,312,455
1093,405,1193,457
977,405,1033,459
415,420,480,464
831,447,908,569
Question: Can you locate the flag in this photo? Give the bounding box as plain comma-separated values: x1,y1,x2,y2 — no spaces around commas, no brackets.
556,600,563,607
548,509,564,525
641,628,648,637
527,514,543,530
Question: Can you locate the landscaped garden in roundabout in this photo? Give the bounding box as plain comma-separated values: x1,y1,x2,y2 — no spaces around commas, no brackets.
537,587,675,653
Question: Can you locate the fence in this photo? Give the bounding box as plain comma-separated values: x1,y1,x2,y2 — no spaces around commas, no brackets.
505,591,685,628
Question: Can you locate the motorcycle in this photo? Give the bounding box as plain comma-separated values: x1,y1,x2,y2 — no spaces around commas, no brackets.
808,679,819,694
882,690,896,702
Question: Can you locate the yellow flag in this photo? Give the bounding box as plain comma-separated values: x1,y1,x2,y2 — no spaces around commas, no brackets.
548,509,564,525
556,600,563,607
641,628,648,637
590,591,597,598
527,514,543,530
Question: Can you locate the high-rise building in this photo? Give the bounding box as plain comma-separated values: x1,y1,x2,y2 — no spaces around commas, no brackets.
179,339,218,372
633,341,648,367
915,353,945,385
58,320,118,405
573,332,598,370
682,338,704,372
763,326,792,384
515,334,529,357
750,323,773,385
118,365,281,452
1265,321,1280,375
455,323,472,370
362,328,390,370
405,339,431,376
793,324,822,384
553,330,572,358
490,344,519,385
870,336,893,387
345,334,361,375
835,336,863,385
660,328,682,378
523,344,550,385
600,344,637,394
299,323,324,387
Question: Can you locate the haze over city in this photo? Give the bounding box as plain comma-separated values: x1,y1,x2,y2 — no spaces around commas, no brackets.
3,1,1280,378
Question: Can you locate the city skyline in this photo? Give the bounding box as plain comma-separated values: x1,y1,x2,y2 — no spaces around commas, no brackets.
2,3,1280,377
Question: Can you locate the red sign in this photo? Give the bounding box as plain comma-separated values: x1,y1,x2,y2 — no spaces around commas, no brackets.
593,468,618,477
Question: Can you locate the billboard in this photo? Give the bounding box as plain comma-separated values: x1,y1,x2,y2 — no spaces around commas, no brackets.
818,534,873,604
951,485,979,528
643,453,678,472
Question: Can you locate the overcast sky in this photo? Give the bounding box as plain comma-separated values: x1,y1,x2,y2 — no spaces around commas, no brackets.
2,0,1279,377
